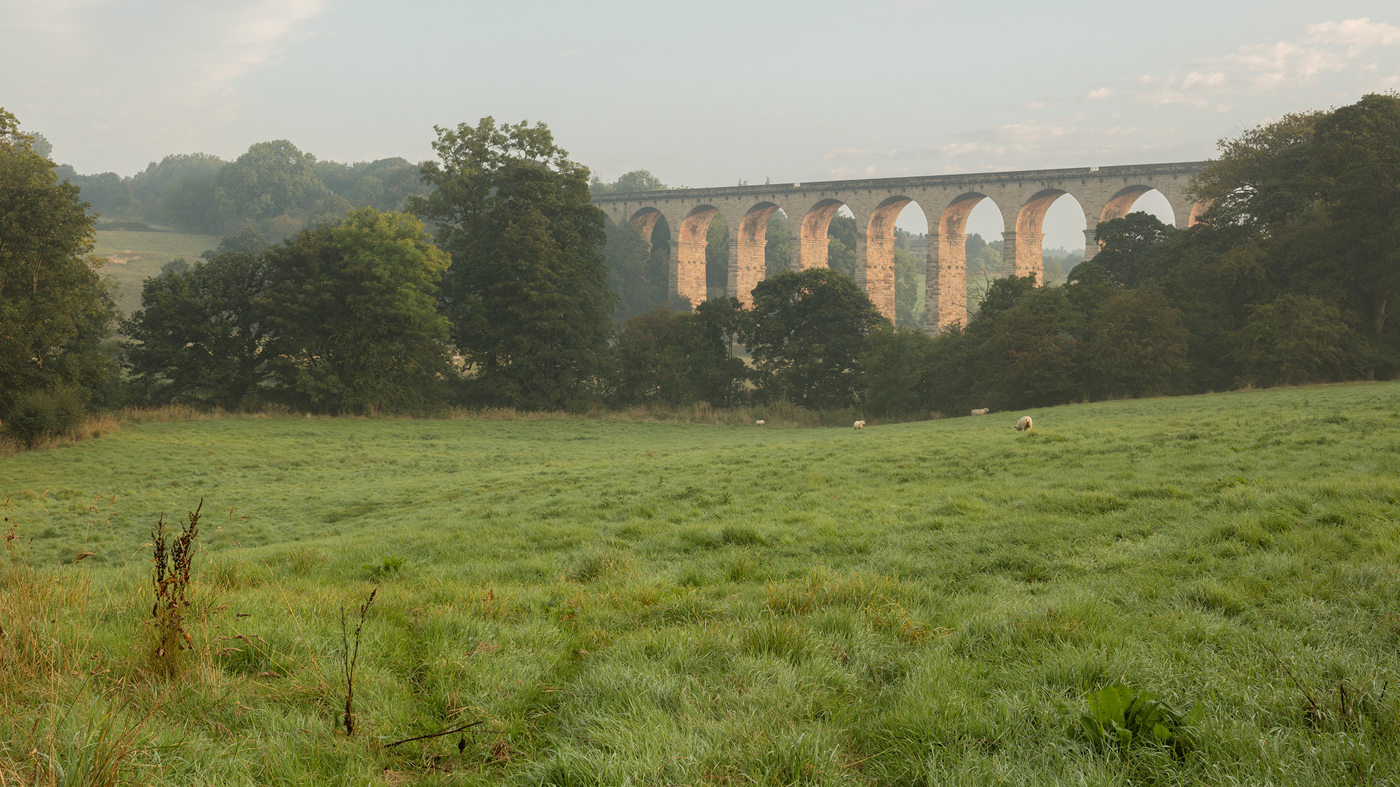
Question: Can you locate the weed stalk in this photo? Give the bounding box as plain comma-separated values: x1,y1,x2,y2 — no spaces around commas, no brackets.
340,587,377,736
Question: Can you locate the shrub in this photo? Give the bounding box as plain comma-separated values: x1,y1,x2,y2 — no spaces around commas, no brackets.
4,389,85,447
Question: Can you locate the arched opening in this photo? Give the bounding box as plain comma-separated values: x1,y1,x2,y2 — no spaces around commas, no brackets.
795,199,847,273
930,193,1006,327
629,207,663,246
1038,197,1086,286
1011,189,1071,284
864,196,922,323
1088,187,1189,262
764,208,792,278
1100,186,1176,226
678,205,719,308
892,202,926,330
733,202,781,306
601,208,673,320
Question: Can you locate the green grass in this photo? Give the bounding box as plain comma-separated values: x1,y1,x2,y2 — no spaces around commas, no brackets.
3,383,1400,785
91,228,223,316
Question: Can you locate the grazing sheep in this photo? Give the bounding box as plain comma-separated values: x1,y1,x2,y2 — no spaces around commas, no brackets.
854,420,866,430
1015,416,1033,432
971,408,990,416
755,419,765,427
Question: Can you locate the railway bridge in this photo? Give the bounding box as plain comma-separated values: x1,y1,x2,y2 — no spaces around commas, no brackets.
592,161,1208,331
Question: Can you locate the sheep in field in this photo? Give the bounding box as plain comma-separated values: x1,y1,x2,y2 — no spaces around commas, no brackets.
1015,416,1033,432
854,420,866,430
971,408,990,416
755,420,766,427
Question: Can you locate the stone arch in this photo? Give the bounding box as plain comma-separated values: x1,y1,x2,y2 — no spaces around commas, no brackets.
1084,185,1206,259
675,205,720,307
1003,188,1071,283
732,202,782,306
924,192,998,331
628,207,663,246
1188,200,1209,226
1099,185,1161,225
863,195,917,320
794,199,847,272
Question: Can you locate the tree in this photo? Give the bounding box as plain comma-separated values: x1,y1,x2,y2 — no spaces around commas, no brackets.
1309,92,1400,345
606,299,746,408
590,169,669,195
974,286,1082,410
1187,93,1400,377
741,268,885,409
130,153,226,228
1090,212,1177,289
261,209,454,413
410,117,615,410
122,251,270,408
865,323,934,417
893,229,922,329
1083,289,1191,398
215,140,325,224
1231,294,1360,387
603,216,664,321
0,108,118,414
765,212,792,277
964,233,1005,315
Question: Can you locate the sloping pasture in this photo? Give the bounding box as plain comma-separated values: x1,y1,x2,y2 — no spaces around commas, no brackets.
2,383,1399,785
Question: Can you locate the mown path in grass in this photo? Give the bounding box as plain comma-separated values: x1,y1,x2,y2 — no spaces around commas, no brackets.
3,383,1399,785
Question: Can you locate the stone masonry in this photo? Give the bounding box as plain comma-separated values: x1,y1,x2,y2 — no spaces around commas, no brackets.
593,162,1208,332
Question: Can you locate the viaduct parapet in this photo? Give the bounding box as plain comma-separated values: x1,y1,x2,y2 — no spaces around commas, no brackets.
592,161,1208,332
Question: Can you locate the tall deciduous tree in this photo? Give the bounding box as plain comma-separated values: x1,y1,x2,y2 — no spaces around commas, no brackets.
742,268,885,408
0,108,118,413
215,140,325,224
411,118,614,410
122,251,270,408
261,209,454,413
1309,92,1400,345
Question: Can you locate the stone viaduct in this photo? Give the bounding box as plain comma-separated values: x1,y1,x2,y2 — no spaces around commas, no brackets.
592,161,1208,332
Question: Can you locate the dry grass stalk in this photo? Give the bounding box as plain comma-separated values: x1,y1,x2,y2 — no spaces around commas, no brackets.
149,500,201,676
340,587,377,736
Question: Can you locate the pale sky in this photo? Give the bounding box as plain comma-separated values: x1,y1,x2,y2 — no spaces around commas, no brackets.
5,0,1399,248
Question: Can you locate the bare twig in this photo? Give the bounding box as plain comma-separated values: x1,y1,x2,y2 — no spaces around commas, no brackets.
384,720,484,748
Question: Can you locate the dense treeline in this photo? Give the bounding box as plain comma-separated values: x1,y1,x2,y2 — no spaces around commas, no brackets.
2,95,1396,438
53,141,431,239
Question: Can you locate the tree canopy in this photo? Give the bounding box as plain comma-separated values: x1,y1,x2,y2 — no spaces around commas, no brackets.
260,209,454,413
0,108,118,414
411,117,614,410
741,268,886,408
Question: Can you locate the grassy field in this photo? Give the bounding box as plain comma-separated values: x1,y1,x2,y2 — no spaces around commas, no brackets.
91,228,223,317
3,383,1400,785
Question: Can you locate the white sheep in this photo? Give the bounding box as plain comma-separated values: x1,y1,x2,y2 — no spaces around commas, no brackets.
971,408,990,416
755,419,765,427
1015,416,1033,432
854,420,866,430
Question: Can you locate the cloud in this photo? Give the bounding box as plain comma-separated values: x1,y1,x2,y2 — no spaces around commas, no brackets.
1120,18,1400,109
1087,88,1113,100
1304,18,1400,54
824,148,874,159
1,0,329,170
